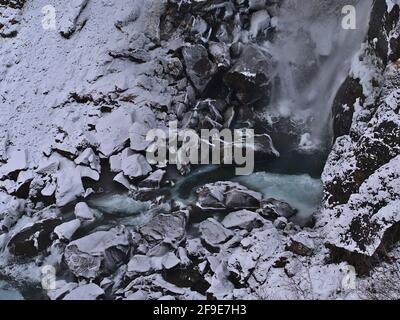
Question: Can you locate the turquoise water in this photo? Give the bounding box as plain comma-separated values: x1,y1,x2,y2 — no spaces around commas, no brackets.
0,281,24,300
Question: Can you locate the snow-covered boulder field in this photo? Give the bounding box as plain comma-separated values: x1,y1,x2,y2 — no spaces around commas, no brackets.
0,0,399,300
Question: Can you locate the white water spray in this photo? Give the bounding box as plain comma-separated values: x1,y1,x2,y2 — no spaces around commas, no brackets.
266,0,373,147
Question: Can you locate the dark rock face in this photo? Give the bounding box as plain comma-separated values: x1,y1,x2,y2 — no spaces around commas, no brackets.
322,1,400,272
182,44,217,94
224,45,273,105
260,198,297,220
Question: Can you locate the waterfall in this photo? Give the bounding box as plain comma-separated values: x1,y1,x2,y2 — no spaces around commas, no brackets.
265,0,373,148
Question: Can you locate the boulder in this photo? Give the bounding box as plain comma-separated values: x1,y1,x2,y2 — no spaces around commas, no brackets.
64,226,130,279
196,181,262,212
224,45,273,104
7,207,61,256
54,219,81,241
138,169,165,189
121,153,152,179
287,232,315,257
182,44,217,93
199,218,234,248
139,211,187,247
221,209,263,230
47,281,78,300
63,283,105,300
260,198,297,219
74,202,95,221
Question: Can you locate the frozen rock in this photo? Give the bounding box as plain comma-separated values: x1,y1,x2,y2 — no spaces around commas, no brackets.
55,163,85,207
36,158,59,175
182,44,217,93
129,122,151,151
162,252,180,269
0,197,26,232
63,283,105,300
95,107,133,157
227,225,283,284
7,207,61,256
0,148,29,179
273,217,288,230
221,209,263,230
140,211,187,247
47,281,78,300
74,202,95,221
138,169,165,189
64,226,130,279
54,219,81,241
74,148,101,172
121,153,152,179
224,45,273,104
127,255,153,275
196,181,262,212
260,198,297,219
199,218,234,248
287,232,315,257
113,172,131,189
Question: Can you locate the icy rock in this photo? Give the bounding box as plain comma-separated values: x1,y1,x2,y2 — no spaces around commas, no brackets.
196,181,262,212
121,153,152,179
260,198,297,219
74,148,101,172
0,148,29,179
127,255,153,275
113,172,131,190
0,197,26,232
140,211,187,247
138,169,165,189
162,252,180,269
109,154,122,173
129,122,151,151
221,209,263,230
55,164,85,207
273,217,288,230
208,42,231,68
199,218,234,248
63,283,105,300
54,219,81,241
95,107,133,157
64,226,130,279
74,202,95,221
41,181,57,197
182,44,217,93
227,225,283,284
36,158,59,175
7,207,61,256
185,238,209,258
324,155,400,260
224,45,273,104
47,281,78,300
287,232,315,257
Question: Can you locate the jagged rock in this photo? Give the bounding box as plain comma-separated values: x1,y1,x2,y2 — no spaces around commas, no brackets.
260,198,297,219
113,172,131,189
221,209,264,230
287,232,315,257
54,219,81,241
63,283,105,300
74,202,95,221
138,169,165,189
196,181,262,212
139,211,187,247
0,197,26,232
224,45,273,104
121,152,152,179
227,224,283,284
55,161,85,207
47,281,78,300
7,207,61,256
74,148,101,172
199,218,234,248
273,217,288,230
0,148,29,179
127,255,153,275
325,156,400,263
64,226,130,279
249,10,270,39
182,44,217,93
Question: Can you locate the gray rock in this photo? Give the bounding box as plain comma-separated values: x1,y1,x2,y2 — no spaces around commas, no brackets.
287,232,315,257
140,211,187,247
221,209,263,230
54,219,81,241
199,218,234,248
196,181,262,212
260,198,297,219
63,283,105,300
64,226,130,279
182,44,217,93
74,202,95,221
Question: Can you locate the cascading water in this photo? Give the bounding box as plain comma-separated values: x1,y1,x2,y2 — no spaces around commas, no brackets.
266,0,373,147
